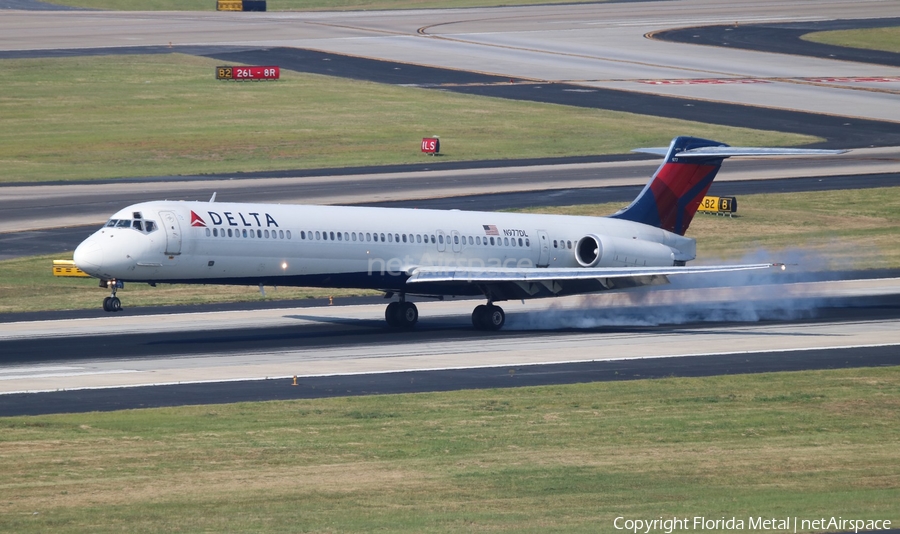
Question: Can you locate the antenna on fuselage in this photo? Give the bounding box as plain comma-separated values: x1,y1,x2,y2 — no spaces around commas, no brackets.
209,192,217,203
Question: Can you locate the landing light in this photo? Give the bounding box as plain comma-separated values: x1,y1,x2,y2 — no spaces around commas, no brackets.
281,262,288,270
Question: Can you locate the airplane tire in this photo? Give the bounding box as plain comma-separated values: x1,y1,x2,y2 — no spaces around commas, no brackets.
472,305,488,330
385,302,401,327
398,302,418,329
109,297,122,312
102,297,111,312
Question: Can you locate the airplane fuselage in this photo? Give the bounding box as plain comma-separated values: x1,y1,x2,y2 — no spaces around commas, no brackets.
74,200,695,299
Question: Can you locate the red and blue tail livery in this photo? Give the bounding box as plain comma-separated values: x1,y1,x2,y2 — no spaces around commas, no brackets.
612,136,843,236
611,137,725,235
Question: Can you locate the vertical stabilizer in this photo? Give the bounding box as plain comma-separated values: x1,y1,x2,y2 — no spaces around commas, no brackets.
610,136,727,235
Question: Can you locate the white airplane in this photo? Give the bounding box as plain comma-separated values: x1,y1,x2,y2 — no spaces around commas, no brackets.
73,136,843,330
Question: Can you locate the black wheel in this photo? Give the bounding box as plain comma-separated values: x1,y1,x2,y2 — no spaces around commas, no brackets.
398,302,418,329
472,304,488,330
102,297,111,312
385,302,401,327
109,297,122,312
484,305,505,331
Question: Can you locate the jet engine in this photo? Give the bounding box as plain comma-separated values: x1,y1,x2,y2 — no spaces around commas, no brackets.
575,234,678,267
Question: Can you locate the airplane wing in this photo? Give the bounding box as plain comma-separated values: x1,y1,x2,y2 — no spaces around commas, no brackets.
407,262,782,284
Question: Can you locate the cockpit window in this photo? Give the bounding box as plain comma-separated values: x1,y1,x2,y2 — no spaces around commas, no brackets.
104,216,157,234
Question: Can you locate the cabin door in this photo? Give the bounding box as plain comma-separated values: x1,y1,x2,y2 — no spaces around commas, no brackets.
160,211,182,255
536,230,550,267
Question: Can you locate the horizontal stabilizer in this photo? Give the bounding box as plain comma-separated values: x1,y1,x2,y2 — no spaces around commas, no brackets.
633,146,846,158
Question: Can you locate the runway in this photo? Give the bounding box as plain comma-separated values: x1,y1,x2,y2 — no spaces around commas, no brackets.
1,276,899,416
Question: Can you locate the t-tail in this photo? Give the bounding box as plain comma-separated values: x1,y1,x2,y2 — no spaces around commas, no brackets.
610,136,846,236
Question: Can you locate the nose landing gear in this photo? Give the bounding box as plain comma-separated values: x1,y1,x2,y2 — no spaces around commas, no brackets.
101,280,123,312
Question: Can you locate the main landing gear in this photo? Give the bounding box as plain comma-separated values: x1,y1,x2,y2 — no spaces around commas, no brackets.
472,303,505,331
101,280,122,313
384,296,506,331
385,300,418,329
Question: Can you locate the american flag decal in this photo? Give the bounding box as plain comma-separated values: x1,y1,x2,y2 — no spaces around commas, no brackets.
483,224,499,235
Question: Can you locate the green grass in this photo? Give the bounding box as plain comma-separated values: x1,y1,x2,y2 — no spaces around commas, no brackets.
0,54,817,183
1,367,898,532
43,0,610,12
3,187,898,314
801,26,900,54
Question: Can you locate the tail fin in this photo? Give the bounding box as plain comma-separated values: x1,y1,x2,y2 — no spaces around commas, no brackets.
610,136,726,236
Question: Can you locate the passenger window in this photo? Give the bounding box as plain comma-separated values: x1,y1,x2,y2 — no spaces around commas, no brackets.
553,240,558,248
439,235,444,244
213,228,218,237
366,233,371,241
567,241,572,249
327,231,333,240
242,229,247,238
394,234,399,242
205,228,210,237
489,237,495,245
257,230,262,238
518,238,523,247
430,235,435,243
338,232,343,241
286,231,291,239
416,235,421,243
345,233,349,241
453,235,459,244
352,232,357,241
279,230,285,239
227,229,233,237
503,237,508,246
402,234,407,243
301,231,306,239
379,233,385,242
525,238,530,247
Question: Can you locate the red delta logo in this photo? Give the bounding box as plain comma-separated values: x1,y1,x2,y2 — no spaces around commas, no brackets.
191,211,207,227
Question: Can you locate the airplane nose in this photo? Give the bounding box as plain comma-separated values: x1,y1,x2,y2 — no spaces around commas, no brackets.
74,240,103,273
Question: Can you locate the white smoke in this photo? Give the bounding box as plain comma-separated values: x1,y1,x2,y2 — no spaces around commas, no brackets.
505,249,844,330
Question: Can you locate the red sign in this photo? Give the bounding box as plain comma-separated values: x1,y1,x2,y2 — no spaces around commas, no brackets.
421,137,440,154
216,66,280,81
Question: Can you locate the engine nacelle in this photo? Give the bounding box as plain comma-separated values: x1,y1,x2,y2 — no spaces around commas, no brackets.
575,234,678,267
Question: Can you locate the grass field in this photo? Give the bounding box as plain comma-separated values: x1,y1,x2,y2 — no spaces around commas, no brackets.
1,54,817,183
1,366,898,532
2,187,898,314
802,26,900,54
